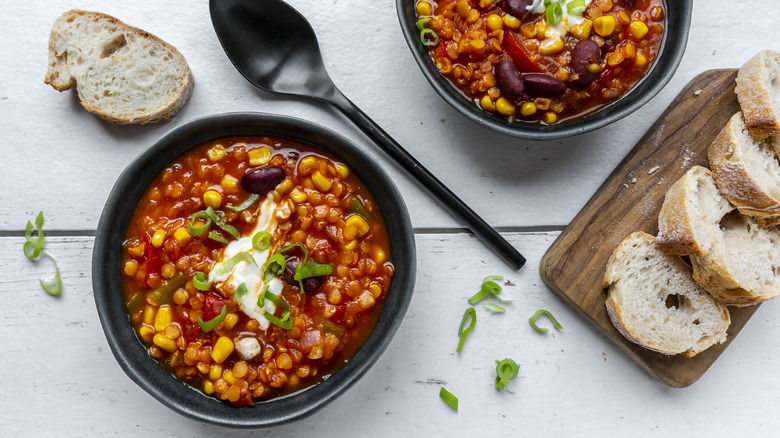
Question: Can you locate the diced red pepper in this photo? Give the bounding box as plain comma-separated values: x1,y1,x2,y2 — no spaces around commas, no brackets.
143,232,161,283
432,41,447,59
504,32,543,73
203,293,225,322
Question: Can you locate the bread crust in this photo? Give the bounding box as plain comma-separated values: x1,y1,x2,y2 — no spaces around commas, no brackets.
735,50,780,139
657,167,709,256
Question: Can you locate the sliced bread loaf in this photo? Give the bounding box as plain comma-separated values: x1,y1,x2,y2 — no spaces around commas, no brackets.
709,112,780,226
45,10,193,124
735,49,780,139
603,232,730,357
657,166,780,306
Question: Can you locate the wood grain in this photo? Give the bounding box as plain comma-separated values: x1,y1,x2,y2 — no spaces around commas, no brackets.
539,69,759,388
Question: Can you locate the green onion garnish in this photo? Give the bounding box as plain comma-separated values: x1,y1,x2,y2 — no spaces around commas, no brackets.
467,275,510,305
257,284,270,307
420,28,439,47
265,312,293,330
192,271,212,291
416,17,432,31
262,252,287,282
495,358,519,391
456,307,476,353
252,231,272,251
483,303,505,313
234,283,248,302
22,211,61,295
187,211,212,236
439,387,458,412
529,309,563,333
546,2,563,25
226,193,260,212
39,252,61,295
197,303,228,332
293,259,334,294
204,207,240,240
566,0,586,15
208,231,230,245
263,289,292,313
214,251,257,276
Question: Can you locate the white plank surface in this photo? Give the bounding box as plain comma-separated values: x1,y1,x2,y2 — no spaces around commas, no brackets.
2,0,780,435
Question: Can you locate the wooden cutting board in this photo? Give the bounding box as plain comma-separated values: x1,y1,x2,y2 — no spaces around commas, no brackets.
539,69,760,388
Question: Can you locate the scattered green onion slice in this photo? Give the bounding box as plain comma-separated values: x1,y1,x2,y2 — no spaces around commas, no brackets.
566,0,586,14
439,387,458,412
262,252,287,282
40,252,61,296
252,231,272,251
257,284,270,308
208,231,230,245
467,275,509,305
205,207,240,240
214,251,257,276
294,259,334,294
187,211,212,236
263,289,292,313
529,309,563,333
495,358,519,391
23,212,45,259
546,2,563,25
192,271,212,291
234,283,248,302
420,28,439,47
456,307,476,353
483,303,505,313
197,304,228,332
416,17,432,31
265,312,294,330
226,193,260,212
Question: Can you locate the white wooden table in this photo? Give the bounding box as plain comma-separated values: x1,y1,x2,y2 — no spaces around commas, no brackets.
3,1,780,435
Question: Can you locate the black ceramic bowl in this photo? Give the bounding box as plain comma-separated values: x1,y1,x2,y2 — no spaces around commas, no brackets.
396,0,692,139
92,113,416,428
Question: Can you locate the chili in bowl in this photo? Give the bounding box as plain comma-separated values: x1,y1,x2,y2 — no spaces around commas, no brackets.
92,113,415,427
397,0,692,139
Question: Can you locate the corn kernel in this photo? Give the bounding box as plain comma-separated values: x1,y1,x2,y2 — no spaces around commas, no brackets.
151,230,165,248
289,188,308,203
571,19,593,39
539,36,564,55
203,190,222,209
371,246,387,265
143,305,156,326
555,67,569,81
415,1,432,15
207,144,226,162
276,178,293,195
628,20,649,39
209,364,223,381
520,102,537,116
298,156,318,175
173,228,191,246
542,111,558,124
153,333,177,353
519,22,537,38
486,14,503,31
154,305,173,332
495,97,515,116
346,215,370,237
503,14,521,29
535,21,548,38
221,175,239,192
594,15,616,36
248,147,271,166
534,98,551,110
124,260,138,277
224,313,238,330
334,162,349,179
635,52,647,67
203,380,215,395
480,95,495,111
343,240,357,251
312,171,332,192
222,369,236,385
139,325,155,342
212,336,234,364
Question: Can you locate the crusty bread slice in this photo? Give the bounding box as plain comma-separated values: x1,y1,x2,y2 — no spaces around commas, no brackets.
735,49,780,139
657,166,780,306
603,232,730,357
45,10,193,124
709,112,780,226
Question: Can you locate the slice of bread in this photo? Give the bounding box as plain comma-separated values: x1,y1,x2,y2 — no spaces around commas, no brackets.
45,10,193,124
603,232,730,357
657,166,780,306
709,112,780,226
735,49,780,139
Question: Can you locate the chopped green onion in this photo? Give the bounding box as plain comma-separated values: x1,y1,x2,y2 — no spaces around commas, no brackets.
467,275,510,305
456,307,476,353
265,312,293,330
145,272,186,305
40,252,61,296
192,271,212,291
420,28,439,47
439,387,458,412
252,231,272,251
294,259,334,294
198,304,228,332
262,252,287,282
483,303,505,313
214,251,257,276
263,290,292,313
187,211,212,236
204,207,240,240
529,309,563,333
495,358,519,391
226,193,259,212
566,0,586,14
208,231,230,245
257,284,270,308
234,283,248,302
546,2,563,25
23,212,45,259
416,17,432,31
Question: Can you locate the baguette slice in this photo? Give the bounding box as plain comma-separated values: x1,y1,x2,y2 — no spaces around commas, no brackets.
709,112,780,226
735,49,780,139
657,166,780,306
45,10,193,124
603,232,730,357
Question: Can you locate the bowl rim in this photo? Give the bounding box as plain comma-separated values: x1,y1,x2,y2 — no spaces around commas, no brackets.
91,112,417,428
395,0,693,140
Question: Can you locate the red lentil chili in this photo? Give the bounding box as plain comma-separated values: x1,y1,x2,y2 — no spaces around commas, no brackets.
121,136,394,406
416,0,665,124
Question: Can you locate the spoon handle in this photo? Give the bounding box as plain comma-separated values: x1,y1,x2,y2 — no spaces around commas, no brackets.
326,91,526,270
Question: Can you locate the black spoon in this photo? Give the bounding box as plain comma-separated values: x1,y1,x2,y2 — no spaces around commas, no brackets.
209,0,526,270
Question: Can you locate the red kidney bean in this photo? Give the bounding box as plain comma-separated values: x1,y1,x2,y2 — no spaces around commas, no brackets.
570,39,601,89
521,74,567,97
495,58,524,99
241,166,286,194
505,0,535,20
623,0,637,7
